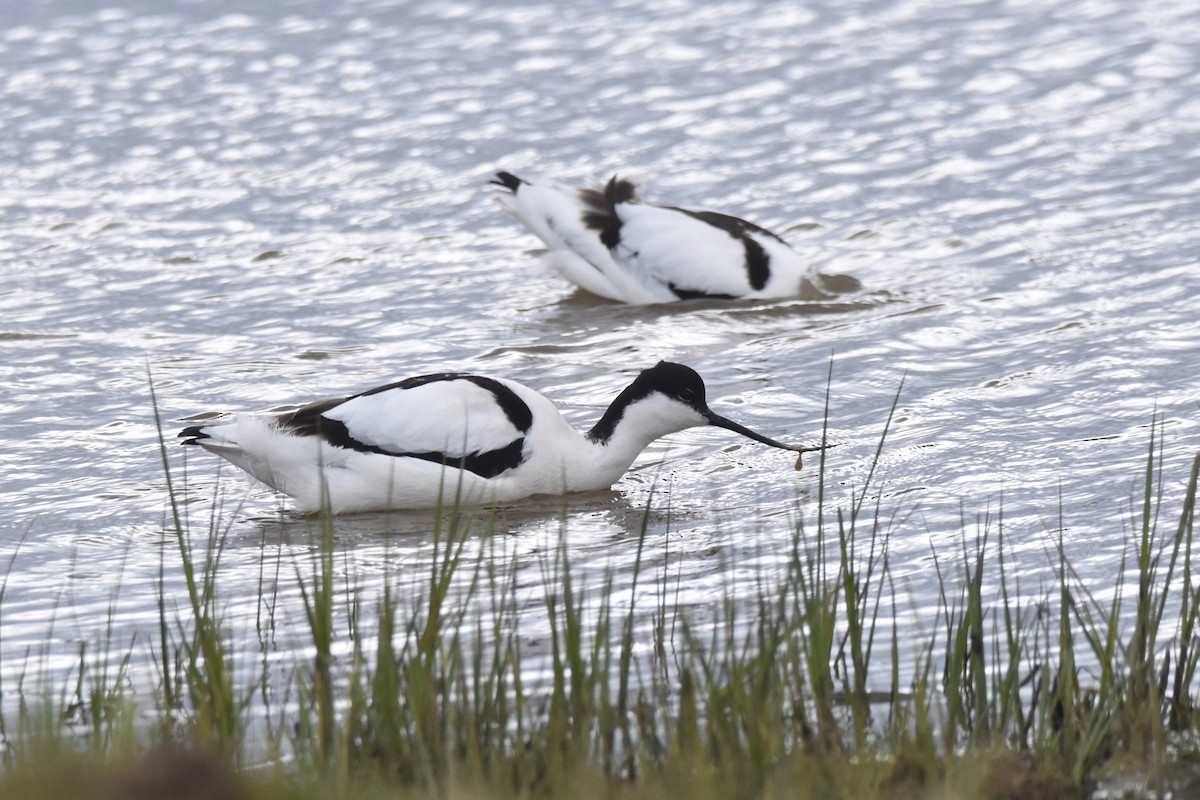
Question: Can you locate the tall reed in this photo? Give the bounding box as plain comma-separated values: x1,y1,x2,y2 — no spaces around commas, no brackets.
0,388,1196,799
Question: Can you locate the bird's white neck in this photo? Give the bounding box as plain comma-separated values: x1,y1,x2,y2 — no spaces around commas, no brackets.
567,394,706,492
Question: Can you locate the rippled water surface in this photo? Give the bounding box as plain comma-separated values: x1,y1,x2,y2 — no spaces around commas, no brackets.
2,0,1198,718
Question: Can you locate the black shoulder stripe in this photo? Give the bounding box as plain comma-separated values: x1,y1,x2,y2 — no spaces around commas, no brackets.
273,374,533,478
674,208,786,245
464,376,533,432
299,415,389,455
358,372,469,397
741,236,771,291
672,208,774,291
276,403,378,456
356,374,533,434
289,413,527,479
396,438,527,479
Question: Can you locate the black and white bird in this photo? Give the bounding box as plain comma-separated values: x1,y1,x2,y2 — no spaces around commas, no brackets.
179,361,819,514
492,171,817,304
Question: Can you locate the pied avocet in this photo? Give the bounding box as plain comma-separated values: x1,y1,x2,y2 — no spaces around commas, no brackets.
492,171,821,304
179,361,820,513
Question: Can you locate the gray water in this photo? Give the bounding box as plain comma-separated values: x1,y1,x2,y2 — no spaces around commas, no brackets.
2,0,1198,728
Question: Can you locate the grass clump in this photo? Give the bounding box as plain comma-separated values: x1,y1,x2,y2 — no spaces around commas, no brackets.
0,400,1198,799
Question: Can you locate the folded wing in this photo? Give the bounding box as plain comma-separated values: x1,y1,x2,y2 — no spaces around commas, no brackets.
280,374,534,478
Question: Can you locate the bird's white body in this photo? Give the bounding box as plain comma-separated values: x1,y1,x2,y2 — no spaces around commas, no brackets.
180,363,812,514
493,172,815,304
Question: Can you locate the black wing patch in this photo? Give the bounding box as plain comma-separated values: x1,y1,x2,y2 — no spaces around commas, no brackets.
275,374,534,479
667,283,739,301
580,176,638,249
391,438,527,479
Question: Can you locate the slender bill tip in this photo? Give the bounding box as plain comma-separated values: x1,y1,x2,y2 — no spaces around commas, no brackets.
705,411,831,459
794,442,835,471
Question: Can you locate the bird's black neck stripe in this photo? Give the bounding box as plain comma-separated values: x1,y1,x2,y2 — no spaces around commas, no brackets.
586,384,650,445
586,363,703,444
586,369,662,444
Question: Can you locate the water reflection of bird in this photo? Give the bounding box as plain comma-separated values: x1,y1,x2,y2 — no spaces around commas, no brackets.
492,171,819,304
179,362,820,514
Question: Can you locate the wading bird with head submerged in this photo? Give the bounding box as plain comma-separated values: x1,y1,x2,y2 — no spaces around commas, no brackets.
492,171,825,304
179,361,821,514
